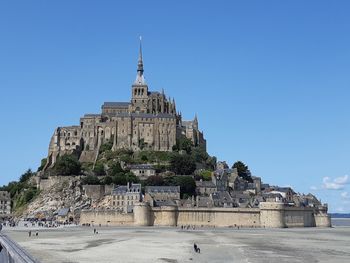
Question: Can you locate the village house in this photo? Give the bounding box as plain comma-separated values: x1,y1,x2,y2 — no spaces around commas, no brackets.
267,187,295,203
144,186,180,205
111,183,142,213
195,180,217,196
129,164,156,179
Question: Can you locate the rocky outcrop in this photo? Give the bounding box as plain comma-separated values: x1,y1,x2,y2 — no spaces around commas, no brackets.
23,178,91,220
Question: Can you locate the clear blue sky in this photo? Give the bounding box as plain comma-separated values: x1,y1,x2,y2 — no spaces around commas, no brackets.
0,1,349,212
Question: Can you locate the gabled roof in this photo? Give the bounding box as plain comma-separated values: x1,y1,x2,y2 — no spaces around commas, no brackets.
57,208,70,216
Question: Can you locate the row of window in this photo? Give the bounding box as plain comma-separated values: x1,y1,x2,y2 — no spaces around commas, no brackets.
112,200,136,206
0,201,8,204
113,195,139,200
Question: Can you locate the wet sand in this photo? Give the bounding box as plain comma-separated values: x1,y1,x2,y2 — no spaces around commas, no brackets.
4,226,350,263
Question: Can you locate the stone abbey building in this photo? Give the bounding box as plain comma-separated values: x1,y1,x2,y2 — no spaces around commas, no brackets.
45,41,206,168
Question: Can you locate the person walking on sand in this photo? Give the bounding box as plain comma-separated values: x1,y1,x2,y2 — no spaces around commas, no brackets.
28,230,32,237
193,243,197,252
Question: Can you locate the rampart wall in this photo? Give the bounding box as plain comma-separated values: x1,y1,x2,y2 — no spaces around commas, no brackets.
80,202,331,228
80,210,134,226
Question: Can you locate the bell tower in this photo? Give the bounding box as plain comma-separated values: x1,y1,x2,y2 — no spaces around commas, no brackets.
131,37,149,113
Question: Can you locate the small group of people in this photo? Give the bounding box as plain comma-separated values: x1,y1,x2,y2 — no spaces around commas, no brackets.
93,228,99,234
181,225,196,230
28,230,39,237
193,243,201,253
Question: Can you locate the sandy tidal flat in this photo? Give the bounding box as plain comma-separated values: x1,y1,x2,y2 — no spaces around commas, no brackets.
4,226,350,263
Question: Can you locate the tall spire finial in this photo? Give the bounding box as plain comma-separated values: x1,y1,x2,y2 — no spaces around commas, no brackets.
135,36,146,85
138,36,143,63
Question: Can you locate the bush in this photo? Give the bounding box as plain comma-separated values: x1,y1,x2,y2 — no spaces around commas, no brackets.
53,155,81,175
99,141,113,153
199,170,212,181
81,175,101,185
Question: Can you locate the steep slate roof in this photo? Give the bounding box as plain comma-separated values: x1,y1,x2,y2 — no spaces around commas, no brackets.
211,191,233,203
196,181,216,188
153,200,177,207
109,112,175,119
102,102,131,108
112,183,141,194
146,186,180,193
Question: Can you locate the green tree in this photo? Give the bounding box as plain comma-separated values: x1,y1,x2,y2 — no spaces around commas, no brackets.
170,153,196,175
19,169,34,183
102,176,113,185
164,175,196,198
176,136,193,154
93,162,106,176
37,158,47,171
108,162,124,176
99,141,113,153
232,161,253,182
144,175,165,186
191,147,209,163
53,155,81,175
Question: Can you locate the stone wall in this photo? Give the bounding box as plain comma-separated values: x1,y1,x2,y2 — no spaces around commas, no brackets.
177,207,260,227
79,202,331,228
283,207,316,227
83,185,106,200
39,176,78,191
80,210,134,226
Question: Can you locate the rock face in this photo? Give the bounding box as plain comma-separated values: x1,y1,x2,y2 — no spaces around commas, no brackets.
23,178,92,221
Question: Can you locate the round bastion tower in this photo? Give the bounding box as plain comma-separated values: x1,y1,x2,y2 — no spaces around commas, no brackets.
134,202,152,226
259,202,286,228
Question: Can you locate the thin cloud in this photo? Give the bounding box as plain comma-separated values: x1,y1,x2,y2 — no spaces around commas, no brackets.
341,191,350,199
322,175,349,190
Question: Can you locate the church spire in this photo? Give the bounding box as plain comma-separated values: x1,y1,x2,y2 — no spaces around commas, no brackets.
135,36,146,85
137,36,143,75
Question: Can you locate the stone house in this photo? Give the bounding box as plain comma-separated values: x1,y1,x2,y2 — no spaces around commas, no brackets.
211,191,234,208
262,192,283,203
111,183,142,213
195,180,217,196
0,191,11,216
56,208,73,223
129,164,156,179
212,170,230,192
144,186,180,204
267,187,295,203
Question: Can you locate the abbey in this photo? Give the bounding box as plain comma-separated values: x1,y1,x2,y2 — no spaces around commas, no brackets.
45,41,206,168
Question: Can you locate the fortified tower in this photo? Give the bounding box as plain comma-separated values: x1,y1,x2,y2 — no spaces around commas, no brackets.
259,202,286,228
